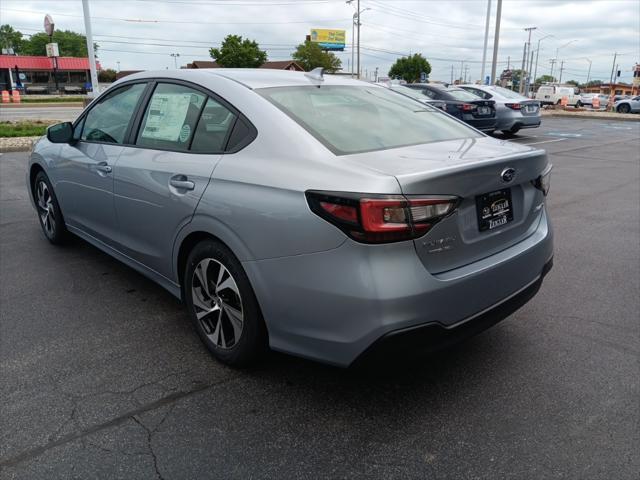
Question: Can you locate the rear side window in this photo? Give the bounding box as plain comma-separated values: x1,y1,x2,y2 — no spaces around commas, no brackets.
82,83,146,144
468,88,491,99
136,83,206,151
190,97,237,153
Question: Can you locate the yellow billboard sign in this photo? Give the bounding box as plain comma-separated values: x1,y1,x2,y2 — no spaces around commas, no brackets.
310,29,346,51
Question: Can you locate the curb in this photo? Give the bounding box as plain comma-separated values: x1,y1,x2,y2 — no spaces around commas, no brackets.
1,103,84,108
0,137,39,153
541,111,639,122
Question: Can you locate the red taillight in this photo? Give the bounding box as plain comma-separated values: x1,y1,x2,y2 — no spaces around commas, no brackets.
319,201,358,223
461,103,476,112
307,192,459,244
505,103,522,110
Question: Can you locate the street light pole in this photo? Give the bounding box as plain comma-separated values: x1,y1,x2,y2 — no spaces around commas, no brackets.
553,39,578,83
356,0,361,79
170,53,180,69
82,0,100,98
480,0,492,84
489,0,503,85
351,12,356,78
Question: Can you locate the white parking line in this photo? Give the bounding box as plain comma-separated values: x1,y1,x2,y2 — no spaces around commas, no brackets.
520,138,568,146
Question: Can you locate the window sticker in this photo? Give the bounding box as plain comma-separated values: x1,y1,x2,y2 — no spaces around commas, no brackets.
141,93,191,141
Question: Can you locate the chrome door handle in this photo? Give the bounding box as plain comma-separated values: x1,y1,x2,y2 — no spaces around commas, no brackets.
95,162,112,174
170,175,195,191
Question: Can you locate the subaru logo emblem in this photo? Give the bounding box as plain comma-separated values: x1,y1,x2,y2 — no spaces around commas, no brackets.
501,167,516,183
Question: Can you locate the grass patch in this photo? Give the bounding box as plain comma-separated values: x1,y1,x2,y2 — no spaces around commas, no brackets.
0,121,52,138
20,96,85,103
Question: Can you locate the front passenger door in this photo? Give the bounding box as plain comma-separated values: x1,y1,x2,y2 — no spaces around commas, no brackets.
55,82,148,243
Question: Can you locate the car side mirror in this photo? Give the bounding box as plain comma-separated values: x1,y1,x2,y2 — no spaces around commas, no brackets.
47,122,74,144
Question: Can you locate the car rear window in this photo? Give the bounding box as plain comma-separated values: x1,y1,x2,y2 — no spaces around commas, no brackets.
258,85,479,155
446,89,482,101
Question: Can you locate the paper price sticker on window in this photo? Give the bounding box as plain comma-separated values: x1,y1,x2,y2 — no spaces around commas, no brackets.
141,93,191,141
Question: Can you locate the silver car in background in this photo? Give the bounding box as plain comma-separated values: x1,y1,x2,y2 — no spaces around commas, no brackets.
28,69,553,367
459,84,542,136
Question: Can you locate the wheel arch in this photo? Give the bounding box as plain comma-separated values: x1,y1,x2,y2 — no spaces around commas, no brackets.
28,162,46,203
173,215,254,299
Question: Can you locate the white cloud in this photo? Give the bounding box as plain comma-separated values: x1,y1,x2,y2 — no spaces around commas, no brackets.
1,0,638,82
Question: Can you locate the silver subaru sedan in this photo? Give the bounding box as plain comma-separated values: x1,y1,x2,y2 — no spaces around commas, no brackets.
27,69,553,367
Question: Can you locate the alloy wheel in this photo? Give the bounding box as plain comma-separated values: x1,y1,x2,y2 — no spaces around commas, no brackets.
191,258,243,349
36,180,55,237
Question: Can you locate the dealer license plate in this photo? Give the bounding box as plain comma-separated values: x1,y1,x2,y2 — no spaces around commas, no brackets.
476,188,514,231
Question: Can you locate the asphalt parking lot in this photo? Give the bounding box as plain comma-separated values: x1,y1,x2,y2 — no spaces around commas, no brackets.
1,117,638,479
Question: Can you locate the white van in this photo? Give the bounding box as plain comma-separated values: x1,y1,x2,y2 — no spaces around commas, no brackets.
535,85,582,106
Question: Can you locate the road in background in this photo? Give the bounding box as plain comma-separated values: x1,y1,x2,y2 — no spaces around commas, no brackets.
1,118,638,479
0,106,83,122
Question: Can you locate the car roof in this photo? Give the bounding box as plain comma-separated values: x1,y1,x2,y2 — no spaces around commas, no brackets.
119,68,370,90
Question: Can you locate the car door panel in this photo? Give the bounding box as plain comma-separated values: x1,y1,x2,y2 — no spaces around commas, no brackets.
55,142,123,243
113,148,221,277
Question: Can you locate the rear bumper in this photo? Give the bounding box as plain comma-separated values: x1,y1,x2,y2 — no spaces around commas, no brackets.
244,208,554,367
496,110,541,131
355,257,552,365
464,116,497,131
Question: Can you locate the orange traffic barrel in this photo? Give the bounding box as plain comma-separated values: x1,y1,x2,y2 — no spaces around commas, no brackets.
1,90,9,103
592,96,600,109
560,96,569,107
11,89,21,103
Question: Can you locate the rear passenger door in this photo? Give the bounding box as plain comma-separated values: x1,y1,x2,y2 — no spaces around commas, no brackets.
112,81,238,278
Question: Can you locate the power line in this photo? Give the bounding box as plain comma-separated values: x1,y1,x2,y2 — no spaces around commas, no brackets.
1,8,350,25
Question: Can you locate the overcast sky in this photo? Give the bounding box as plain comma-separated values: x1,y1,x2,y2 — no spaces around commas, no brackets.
1,0,639,83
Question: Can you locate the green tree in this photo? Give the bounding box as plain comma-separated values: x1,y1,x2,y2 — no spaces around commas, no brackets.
20,30,96,57
98,68,117,83
292,41,341,73
585,80,602,88
565,79,579,86
535,74,556,84
0,24,24,52
388,54,431,83
210,35,267,68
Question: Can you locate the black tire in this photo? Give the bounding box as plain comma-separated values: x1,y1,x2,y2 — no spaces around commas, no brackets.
576,100,583,108
33,171,68,244
184,239,267,366
502,126,521,137
617,103,631,114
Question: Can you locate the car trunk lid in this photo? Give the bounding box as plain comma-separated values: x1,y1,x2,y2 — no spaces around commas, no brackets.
345,137,549,273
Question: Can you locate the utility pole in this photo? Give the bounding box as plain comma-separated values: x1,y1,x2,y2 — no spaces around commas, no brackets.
533,35,553,89
609,52,618,87
480,0,492,84
464,65,470,83
490,0,503,85
82,0,100,98
450,65,454,84
525,48,535,95
549,58,557,80
519,43,527,94
558,60,564,84
520,26,537,94
374,66,378,82
351,11,356,78
460,59,464,82
585,58,592,85
507,56,510,69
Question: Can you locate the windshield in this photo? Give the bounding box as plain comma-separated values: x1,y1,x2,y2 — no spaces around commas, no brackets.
491,86,527,99
446,88,483,101
258,85,479,155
